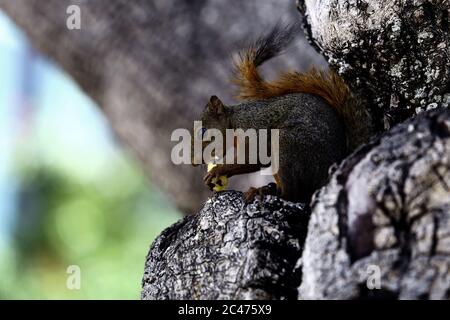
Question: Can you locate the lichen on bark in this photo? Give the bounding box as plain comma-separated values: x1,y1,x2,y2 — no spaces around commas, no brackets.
300,0,450,129
300,108,450,299
141,191,309,300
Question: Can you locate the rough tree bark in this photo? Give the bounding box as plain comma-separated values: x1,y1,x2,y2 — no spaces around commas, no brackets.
300,108,450,299
0,0,324,213
142,192,309,299
299,0,450,129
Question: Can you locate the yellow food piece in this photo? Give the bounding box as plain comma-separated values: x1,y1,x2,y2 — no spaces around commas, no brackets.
207,163,228,192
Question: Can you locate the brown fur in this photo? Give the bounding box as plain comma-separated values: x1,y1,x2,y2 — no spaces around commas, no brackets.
233,48,350,111
233,47,373,150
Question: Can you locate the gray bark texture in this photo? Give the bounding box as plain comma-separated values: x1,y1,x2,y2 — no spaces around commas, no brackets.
0,0,324,213
299,0,450,129
141,191,309,299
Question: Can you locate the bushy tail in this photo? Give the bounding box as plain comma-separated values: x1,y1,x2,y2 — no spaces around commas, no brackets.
233,23,298,101
233,24,374,150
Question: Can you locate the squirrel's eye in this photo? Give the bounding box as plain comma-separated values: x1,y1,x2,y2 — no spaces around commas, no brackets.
198,127,207,139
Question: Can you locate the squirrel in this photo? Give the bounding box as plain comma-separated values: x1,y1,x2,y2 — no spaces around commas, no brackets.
192,24,374,203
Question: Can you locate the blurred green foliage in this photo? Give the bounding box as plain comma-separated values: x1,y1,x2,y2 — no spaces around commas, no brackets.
0,150,182,299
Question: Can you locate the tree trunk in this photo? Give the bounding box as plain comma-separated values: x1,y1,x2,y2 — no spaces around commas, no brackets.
299,0,450,129
300,108,450,299
142,192,309,299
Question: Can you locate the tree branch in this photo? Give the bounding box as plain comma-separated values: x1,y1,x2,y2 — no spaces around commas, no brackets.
300,108,450,299
302,0,450,129
141,191,309,299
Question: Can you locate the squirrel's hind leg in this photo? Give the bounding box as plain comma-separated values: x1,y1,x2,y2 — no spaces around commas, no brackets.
244,182,280,204
273,173,285,197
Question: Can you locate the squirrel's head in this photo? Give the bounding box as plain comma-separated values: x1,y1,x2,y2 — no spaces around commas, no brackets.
191,95,231,166
200,95,231,132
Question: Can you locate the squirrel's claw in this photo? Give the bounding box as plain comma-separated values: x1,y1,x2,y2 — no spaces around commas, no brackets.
203,173,214,190
203,166,223,191
244,187,259,203
244,183,279,204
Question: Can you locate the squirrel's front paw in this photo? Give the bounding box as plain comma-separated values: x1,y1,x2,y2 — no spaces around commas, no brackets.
203,165,226,191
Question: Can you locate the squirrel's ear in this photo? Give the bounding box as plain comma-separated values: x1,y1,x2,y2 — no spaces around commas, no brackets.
208,95,225,115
